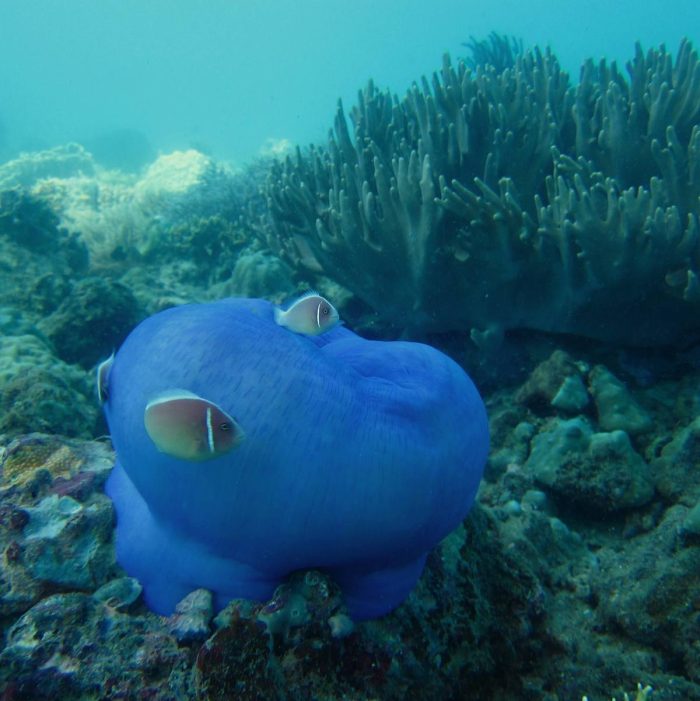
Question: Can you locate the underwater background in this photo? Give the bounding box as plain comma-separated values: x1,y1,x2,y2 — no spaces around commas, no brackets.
0,0,697,166
2,1,700,699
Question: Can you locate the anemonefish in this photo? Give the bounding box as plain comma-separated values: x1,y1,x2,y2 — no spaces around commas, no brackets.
144,389,245,462
274,292,340,336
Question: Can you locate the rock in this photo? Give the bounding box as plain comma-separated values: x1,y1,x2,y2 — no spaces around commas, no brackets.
515,350,589,414
258,570,337,638
167,588,213,643
525,417,592,486
328,613,355,639
0,188,66,252
525,417,654,512
0,436,115,618
257,588,310,637
485,420,535,482
26,149,244,269
682,499,700,536
22,493,115,589
93,577,143,611
38,276,141,368
0,433,113,500
0,189,88,315
219,249,294,300
0,336,97,438
652,416,700,501
23,494,83,539
0,593,191,699
551,375,590,413
196,509,550,700
134,149,235,224
194,615,275,700
588,365,652,434
30,171,149,264
212,598,259,630
521,489,549,511
593,506,700,684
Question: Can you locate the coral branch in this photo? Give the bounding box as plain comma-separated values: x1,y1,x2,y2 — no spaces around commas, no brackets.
258,39,700,345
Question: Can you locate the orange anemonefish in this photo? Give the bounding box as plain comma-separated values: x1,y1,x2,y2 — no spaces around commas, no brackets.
274,292,340,336
144,389,245,462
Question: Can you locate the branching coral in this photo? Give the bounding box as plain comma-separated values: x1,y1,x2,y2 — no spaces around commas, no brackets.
260,39,700,346
461,32,524,73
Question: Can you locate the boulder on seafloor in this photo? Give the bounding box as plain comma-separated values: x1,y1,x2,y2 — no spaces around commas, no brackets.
4,369,700,700
93,576,143,611
133,149,236,224
218,249,294,300
38,276,141,369
588,365,653,435
0,335,97,438
167,588,213,643
0,189,89,315
21,493,115,589
0,434,112,497
0,435,115,617
652,415,700,502
515,350,590,415
0,593,191,699
193,509,548,700
594,504,700,683
524,417,654,512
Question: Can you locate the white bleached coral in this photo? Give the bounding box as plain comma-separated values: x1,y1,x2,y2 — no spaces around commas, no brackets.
22,148,236,263
134,149,235,218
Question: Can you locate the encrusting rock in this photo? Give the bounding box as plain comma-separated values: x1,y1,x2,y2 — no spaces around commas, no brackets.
515,350,590,415
588,365,652,435
525,417,654,512
652,415,700,502
167,588,214,643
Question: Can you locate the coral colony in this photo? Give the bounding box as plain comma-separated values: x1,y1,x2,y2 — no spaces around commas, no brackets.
261,40,700,346
1,37,700,699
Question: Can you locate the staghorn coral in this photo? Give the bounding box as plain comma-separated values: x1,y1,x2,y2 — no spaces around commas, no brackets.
261,39,700,346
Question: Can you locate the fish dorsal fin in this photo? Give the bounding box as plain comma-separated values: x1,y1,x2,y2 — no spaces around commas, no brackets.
96,352,115,403
147,388,200,405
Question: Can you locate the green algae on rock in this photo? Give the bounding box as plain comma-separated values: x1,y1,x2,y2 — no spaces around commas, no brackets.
0,337,97,439
38,277,141,369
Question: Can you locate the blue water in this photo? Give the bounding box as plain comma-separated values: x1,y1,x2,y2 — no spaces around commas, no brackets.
0,0,697,166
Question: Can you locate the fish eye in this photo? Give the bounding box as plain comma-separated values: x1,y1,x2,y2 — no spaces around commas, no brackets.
219,422,231,431
321,306,329,315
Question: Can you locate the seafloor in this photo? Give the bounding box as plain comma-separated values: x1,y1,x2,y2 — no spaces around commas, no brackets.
2,39,700,701
1,150,697,701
